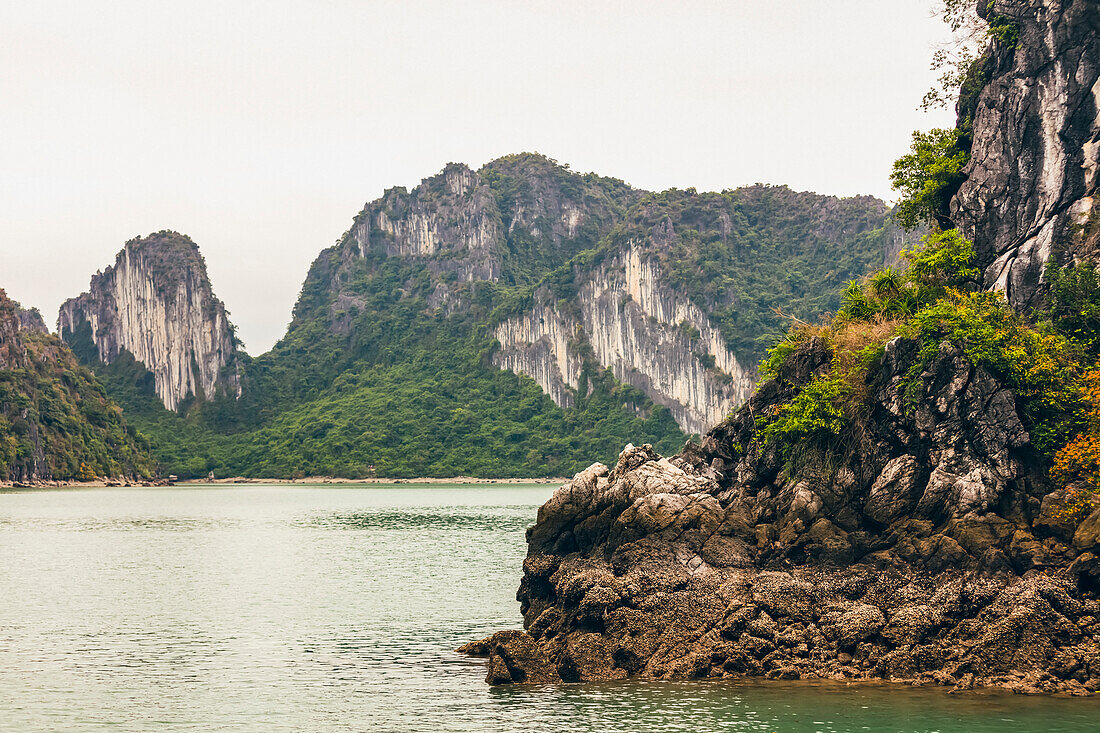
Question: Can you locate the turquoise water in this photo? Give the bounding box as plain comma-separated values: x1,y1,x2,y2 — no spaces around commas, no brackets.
2,484,1099,732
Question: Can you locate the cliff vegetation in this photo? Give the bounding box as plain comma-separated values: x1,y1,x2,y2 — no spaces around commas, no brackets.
0,289,155,481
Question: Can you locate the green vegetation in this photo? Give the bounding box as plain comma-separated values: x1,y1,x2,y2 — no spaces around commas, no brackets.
1040,261,1100,359
0,291,155,481
922,0,1020,113
759,373,847,449
890,129,969,231
96,246,684,479
81,156,907,480
902,0,1025,232
757,231,1086,463
584,185,905,365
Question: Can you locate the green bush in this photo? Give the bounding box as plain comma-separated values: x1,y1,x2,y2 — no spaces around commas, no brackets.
900,289,1082,454
890,129,969,231
1040,261,1100,359
759,228,1088,463
760,373,847,447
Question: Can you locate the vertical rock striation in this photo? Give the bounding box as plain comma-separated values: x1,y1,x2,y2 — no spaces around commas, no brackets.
353,163,506,282
494,244,755,435
58,231,241,411
953,0,1100,306
16,306,47,334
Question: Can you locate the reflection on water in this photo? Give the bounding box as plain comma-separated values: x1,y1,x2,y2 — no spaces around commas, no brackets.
1,484,1099,732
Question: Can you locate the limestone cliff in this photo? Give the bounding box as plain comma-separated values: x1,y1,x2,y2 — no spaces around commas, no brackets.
16,306,47,334
953,0,1100,307
58,231,242,411
494,245,754,435
295,156,906,436
352,163,506,282
495,186,908,434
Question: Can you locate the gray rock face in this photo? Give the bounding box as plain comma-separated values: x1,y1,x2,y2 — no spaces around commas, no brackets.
15,306,47,334
354,163,506,282
58,231,241,411
493,245,756,435
0,297,48,370
469,338,1100,694
953,0,1100,307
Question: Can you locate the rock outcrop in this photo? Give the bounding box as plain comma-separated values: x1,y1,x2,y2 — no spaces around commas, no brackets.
953,0,1100,307
466,0,1100,695
16,306,47,334
468,337,1100,694
353,163,507,282
58,231,242,411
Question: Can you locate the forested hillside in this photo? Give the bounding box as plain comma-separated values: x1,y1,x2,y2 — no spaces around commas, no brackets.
71,154,911,478
0,289,155,481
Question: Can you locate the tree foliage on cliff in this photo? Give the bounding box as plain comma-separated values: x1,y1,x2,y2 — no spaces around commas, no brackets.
890,129,970,231
0,290,155,481
758,231,1086,463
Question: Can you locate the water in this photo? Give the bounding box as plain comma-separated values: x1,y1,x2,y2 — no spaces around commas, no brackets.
2,484,1099,732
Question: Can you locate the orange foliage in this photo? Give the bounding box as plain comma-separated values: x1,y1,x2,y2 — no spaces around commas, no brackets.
1052,369,1100,519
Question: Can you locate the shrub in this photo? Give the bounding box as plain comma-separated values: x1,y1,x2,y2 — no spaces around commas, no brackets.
890,129,969,231
1040,261,1100,359
900,289,1082,455
760,373,848,448
758,230,1085,463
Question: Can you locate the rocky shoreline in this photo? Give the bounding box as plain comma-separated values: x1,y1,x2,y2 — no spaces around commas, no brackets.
193,476,567,485
462,338,1100,695
0,478,175,489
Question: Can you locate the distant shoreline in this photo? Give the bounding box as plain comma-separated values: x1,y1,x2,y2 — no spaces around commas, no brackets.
1,476,567,489
192,475,568,485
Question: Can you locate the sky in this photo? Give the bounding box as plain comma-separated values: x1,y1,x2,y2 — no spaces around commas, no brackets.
0,0,956,355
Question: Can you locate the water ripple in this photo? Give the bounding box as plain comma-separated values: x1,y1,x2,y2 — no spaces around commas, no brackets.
2,485,1099,732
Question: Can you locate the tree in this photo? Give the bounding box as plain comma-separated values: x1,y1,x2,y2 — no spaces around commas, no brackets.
890,128,969,231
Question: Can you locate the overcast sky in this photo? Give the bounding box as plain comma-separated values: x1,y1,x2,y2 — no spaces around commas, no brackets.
1,0,956,354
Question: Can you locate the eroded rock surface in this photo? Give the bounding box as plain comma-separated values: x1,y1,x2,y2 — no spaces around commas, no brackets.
469,338,1100,694
954,0,1100,307
58,231,242,411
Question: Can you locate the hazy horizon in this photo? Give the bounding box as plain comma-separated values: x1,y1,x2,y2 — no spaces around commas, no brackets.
2,0,956,354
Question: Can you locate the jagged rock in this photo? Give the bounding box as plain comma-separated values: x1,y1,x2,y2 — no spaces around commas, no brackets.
953,0,1100,307
470,336,1100,694
1074,507,1100,552
15,306,47,334
493,248,757,435
58,231,241,411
